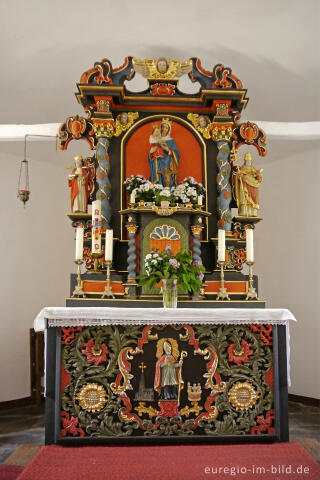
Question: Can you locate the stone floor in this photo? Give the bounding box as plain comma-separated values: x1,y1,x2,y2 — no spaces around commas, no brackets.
0,400,319,464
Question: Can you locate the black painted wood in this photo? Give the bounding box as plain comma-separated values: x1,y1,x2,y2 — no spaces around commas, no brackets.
45,321,286,445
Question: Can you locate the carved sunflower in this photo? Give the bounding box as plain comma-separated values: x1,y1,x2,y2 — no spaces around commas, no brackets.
76,383,108,412
228,381,259,410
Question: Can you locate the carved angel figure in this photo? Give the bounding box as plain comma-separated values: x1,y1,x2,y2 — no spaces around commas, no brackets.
133,57,192,79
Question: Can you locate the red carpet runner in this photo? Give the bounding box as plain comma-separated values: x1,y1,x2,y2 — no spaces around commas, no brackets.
18,442,320,480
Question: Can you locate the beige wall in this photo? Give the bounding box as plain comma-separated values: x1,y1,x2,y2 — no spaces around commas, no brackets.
0,137,319,401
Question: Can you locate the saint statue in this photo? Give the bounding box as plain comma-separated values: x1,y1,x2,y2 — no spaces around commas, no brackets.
68,155,89,213
232,152,263,217
148,119,180,187
154,338,184,401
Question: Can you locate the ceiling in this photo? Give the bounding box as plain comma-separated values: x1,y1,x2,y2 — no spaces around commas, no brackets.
1,0,318,127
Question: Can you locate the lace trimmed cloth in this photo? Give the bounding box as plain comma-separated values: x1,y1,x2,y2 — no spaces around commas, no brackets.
34,306,296,385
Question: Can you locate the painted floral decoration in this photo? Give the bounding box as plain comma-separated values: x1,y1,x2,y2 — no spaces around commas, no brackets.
81,338,109,366
227,339,253,365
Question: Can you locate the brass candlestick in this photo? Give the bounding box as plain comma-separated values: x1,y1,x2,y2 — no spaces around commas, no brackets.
91,252,103,273
216,261,230,301
246,262,258,300
72,260,86,298
101,260,115,298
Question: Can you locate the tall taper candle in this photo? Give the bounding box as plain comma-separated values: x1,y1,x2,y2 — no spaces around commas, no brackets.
75,227,84,260
246,228,254,263
105,229,113,262
218,229,226,263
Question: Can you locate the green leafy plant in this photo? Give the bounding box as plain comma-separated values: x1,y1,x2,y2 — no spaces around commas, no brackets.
137,246,205,293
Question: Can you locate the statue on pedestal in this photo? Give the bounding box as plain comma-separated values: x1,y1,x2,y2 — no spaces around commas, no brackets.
68,155,89,213
232,152,263,217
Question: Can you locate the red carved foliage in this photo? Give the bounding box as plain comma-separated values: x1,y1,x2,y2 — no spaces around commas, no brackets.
249,324,273,346
61,327,83,345
81,338,109,366
251,409,275,435
60,412,84,437
228,339,253,365
158,401,180,418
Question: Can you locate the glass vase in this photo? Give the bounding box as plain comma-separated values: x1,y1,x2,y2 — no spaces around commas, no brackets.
162,278,178,308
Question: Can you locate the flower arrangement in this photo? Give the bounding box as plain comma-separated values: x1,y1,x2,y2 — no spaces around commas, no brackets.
124,175,205,206
138,245,205,293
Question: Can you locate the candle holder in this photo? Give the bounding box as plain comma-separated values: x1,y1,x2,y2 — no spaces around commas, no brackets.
101,260,115,299
246,262,258,300
216,261,230,301
91,252,103,273
72,260,86,298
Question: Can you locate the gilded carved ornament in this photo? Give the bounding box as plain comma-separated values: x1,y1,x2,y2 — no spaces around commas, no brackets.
212,124,233,142
92,119,115,138
228,381,259,410
114,112,139,137
76,383,108,412
133,57,192,80
187,113,212,140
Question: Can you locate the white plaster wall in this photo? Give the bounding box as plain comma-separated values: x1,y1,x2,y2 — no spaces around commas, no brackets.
254,141,320,399
0,0,319,400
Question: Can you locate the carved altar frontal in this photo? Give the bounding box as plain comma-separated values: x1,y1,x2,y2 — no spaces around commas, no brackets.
41,307,292,445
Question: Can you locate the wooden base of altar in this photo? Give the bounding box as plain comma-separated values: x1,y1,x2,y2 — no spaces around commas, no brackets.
41,305,290,445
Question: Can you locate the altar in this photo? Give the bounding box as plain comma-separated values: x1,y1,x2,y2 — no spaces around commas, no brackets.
35,307,295,445
36,53,295,446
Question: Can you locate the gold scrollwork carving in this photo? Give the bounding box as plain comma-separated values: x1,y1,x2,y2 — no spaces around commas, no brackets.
110,347,139,395
114,112,139,137
152,205,178,216
187,113,212,140
180,401,203,418
135,402,158,419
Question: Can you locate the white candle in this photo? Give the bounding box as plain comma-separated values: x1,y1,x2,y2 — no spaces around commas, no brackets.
246,228,254,263
130,191,136,204
105,229,113,262
217,229,226,263
75,227,84,260
92,200,101,224
198,195,203,206
92,227,101,254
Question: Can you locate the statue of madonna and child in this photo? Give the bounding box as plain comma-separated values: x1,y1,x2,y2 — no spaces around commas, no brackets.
148,119,180,188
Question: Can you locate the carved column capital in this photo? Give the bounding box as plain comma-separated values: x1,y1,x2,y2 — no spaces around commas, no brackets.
212,123,233,143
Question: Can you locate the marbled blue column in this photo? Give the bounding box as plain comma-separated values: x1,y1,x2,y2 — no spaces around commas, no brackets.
95,137,111,229
192,232,202,263
127,230,137,281
216,141,232,231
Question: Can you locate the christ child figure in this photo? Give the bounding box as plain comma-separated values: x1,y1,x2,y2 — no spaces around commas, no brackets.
149,125,165,161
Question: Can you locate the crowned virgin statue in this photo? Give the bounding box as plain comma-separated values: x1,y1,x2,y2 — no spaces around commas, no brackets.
148,119,180,187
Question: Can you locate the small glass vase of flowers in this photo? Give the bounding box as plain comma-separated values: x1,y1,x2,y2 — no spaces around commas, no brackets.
138,245,205,308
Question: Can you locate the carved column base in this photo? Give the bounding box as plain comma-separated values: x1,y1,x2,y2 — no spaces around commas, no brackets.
123,282,138,298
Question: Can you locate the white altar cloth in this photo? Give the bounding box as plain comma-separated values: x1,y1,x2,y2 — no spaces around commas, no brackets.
34,307,296,385
34,306,295,331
